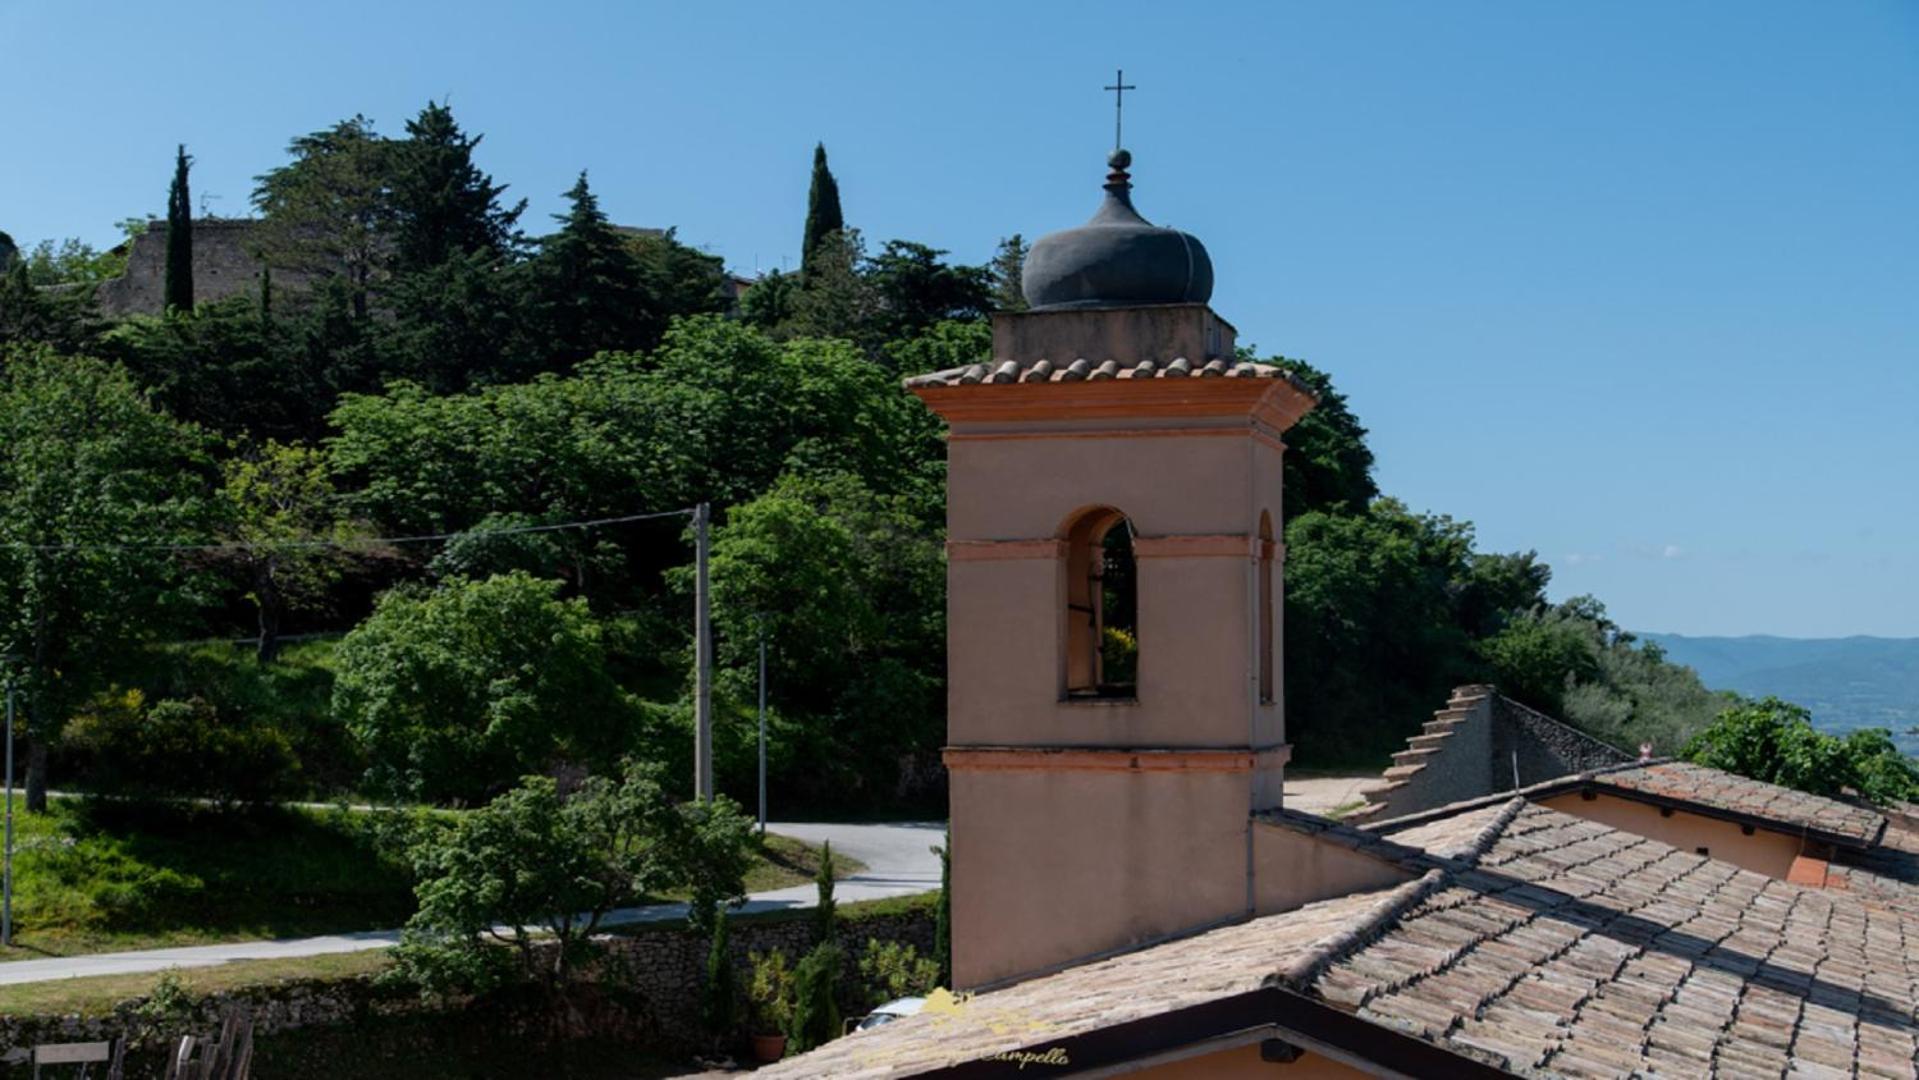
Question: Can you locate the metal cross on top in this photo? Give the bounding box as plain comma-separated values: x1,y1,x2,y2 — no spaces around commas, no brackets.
1104,68,1136,152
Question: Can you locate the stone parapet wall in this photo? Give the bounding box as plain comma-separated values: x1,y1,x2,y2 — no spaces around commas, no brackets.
1491,695,1633,787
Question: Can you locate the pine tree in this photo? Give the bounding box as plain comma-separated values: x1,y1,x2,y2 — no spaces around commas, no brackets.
164,144,194,313
801,143,844,273
526,172,656,368
389,101,525,274
812,840,838,945
990,234,1029,312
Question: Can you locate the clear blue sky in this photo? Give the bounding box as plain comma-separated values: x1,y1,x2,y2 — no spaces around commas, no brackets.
4,1,1915,638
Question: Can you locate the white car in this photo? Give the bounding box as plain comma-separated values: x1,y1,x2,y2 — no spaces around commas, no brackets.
854,996,927,1032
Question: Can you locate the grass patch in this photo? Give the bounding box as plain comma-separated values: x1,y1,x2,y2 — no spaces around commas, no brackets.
0,951,392,1018
0,797,415,962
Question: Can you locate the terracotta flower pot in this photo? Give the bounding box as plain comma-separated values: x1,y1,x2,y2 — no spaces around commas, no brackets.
751,1033,788,1063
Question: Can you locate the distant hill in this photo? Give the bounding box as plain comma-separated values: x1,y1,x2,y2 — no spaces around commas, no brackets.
1639,633,1919,756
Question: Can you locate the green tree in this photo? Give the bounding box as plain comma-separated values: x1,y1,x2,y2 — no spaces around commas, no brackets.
989,233,1029,312
393,764,754,994
102,296,323,441
388,101,524,274
524,173,658,368
786,228,876,344
1255,356,1376,519
702,912,739,1046
800,143,844,273
218,441,354,661
0,348,211,810
164,145,194,313
252,116,393,319
738,269,797,332
787,941,843,1053
704,471,944,805
813,840,838,945
627,228,733,335
864,240,991,345
1479,606,1599,717
1682,697,1919,805
332,572,641,803
0,261,92,352
20,238,127,288
0,231,16,271
881,318,991,379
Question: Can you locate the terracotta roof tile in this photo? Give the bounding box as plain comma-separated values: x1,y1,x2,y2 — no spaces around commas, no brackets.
901,356,1309,390
1594,761,1887,846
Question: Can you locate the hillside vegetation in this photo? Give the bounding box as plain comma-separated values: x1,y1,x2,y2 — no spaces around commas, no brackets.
0,100,1737,824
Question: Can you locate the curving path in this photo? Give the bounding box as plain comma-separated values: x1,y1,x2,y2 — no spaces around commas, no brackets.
0,821,945,988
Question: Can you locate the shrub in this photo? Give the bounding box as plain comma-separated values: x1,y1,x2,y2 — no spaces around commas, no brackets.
857,938,939,1006
747,949,794,1036
812,841,838,945
1683,697,1919,805
64,691,300,804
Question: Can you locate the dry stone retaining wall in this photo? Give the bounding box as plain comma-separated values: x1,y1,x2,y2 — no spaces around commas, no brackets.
0,904,935,1065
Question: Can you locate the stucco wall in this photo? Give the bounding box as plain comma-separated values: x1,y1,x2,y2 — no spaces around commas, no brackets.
950,767,1254,989
1539,791,1804,879
1252,823,1412,915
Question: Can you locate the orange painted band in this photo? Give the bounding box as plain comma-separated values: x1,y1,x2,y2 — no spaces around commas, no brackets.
947,539,1069,561
943,745,1292,773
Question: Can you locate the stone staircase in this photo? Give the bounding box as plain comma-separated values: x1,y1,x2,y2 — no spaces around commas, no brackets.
1346,685,1495,823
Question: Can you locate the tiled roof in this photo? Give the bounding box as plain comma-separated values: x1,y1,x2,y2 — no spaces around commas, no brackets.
1593,761,1887,847
901,356,1307,389
781,800,1919,1077
1312,802,1919,1077
752,882,1418,1080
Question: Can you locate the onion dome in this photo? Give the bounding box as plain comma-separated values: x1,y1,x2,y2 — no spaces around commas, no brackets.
1021,149,1214,311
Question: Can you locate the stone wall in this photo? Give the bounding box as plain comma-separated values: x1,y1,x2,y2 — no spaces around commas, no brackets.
93,219,314,317
0,903,936,1065
1354,686,1633,821
1491,695,1633,788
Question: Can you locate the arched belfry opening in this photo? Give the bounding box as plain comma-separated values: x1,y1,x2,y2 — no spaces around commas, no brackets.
1063,507,1137,699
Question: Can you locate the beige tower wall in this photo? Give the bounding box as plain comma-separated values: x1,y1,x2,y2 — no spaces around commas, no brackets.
950,764,1259,988
924,308,1315,992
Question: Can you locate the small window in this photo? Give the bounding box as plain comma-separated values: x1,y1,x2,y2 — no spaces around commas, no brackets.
1064,508,1137,699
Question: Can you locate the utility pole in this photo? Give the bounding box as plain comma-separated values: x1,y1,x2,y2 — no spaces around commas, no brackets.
757,615,768,835
2,656,16,948
693,503,714,801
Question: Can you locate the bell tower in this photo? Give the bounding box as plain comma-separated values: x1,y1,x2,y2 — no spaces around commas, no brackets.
909,150,1316,989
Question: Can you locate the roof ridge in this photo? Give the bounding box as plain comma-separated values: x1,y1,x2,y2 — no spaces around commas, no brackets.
1268,869,1449,992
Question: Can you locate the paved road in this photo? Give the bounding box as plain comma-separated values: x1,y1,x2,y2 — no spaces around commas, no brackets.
1283,773,1379,816
0,821,945,988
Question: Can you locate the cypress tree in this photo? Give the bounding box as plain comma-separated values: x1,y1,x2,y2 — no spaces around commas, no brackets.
701,909,738,1047
787,941,843,1053
812,840,838,945
800,143,843,273
164,144,194,313
990,234,1029,312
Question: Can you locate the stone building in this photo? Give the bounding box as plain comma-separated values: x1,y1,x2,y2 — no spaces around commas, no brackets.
760,150,1919,1078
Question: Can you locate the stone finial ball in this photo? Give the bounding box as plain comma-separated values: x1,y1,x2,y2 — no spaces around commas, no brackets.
1108,148,1132,170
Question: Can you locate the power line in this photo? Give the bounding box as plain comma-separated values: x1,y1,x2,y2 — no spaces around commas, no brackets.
2,507,699,555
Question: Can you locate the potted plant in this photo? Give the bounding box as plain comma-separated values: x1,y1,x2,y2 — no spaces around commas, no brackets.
748,949,795,1062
